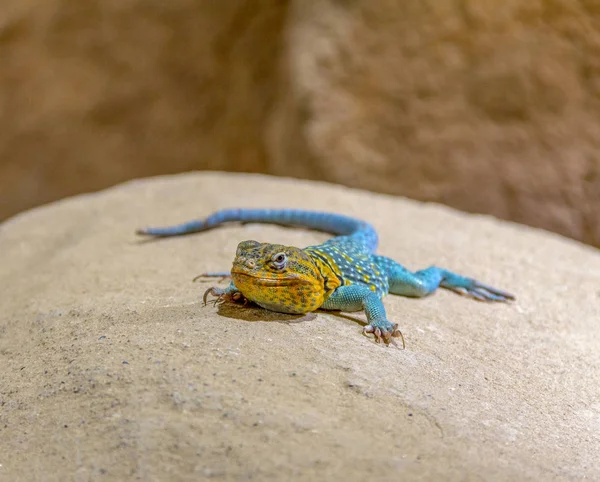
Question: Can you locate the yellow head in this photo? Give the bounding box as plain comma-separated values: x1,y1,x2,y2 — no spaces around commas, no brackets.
230,240,325,314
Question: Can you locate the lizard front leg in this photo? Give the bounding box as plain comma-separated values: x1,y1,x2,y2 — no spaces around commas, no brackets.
201,280,248,306
192,271,247,305
321,285,404,348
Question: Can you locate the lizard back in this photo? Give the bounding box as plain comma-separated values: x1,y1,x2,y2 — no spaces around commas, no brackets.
305,235,390,299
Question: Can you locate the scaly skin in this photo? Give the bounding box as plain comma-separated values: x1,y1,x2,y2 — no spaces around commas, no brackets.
137,208,515,347
229,241,326,314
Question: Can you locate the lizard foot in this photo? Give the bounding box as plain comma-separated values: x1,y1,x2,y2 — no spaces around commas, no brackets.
363,321,405,349
193,272,232,283
202,286,247,307
443,279,515,302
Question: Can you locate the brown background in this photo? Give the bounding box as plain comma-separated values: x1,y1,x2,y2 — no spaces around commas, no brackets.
1,0,600,247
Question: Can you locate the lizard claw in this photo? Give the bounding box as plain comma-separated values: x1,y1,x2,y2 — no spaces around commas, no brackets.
202,286,247,307
363,322,405,349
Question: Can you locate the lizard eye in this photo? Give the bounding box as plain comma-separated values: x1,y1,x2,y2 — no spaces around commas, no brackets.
271,252,287,269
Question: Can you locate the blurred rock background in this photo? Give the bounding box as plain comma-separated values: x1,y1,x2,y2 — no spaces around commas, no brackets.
1,0,599,247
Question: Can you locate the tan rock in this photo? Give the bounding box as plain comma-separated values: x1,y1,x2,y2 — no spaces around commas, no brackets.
1,172,599,480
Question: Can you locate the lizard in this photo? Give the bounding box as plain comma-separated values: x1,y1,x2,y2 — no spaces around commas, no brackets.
136,208,514,347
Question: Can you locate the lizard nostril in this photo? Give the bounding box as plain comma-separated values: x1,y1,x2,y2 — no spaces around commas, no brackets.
246,259,256,268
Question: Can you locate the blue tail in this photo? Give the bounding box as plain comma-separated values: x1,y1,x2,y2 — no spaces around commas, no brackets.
136,208,378,252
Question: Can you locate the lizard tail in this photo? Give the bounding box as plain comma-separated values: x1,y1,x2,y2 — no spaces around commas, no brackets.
136,208,378,251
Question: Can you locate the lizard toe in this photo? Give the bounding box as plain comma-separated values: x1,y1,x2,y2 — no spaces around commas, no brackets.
202,286,247,307
444,279,515,302
193,272,232,283
363,321,405,349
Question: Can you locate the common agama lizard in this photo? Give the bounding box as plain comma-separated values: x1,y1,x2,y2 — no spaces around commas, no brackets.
137,209,514,347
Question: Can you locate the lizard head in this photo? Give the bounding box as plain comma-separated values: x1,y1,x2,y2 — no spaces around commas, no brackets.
230,240,325,314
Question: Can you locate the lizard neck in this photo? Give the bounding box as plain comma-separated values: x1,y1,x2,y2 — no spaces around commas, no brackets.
304,247,344,301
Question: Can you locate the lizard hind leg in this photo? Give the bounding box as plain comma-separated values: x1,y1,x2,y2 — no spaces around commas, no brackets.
439,272,515,301
192,271,232,283
382,257,515,302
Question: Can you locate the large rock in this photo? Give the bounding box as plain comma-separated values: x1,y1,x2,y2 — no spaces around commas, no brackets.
1,172,599,480
1,0,600,248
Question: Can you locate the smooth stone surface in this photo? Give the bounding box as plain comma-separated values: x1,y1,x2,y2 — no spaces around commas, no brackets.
1,172,599,481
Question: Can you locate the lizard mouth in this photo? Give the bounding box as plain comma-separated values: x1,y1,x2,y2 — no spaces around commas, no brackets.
231,271,311,287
